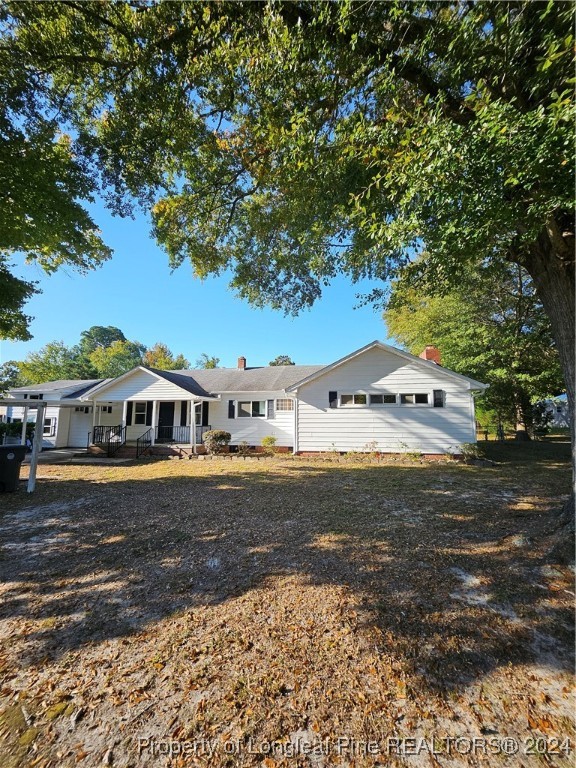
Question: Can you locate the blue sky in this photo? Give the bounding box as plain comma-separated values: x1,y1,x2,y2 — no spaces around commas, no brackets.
1,202,392,368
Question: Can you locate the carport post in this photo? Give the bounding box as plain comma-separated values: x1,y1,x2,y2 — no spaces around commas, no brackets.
27,402,45,493
20,406,28,445
190,400,197,455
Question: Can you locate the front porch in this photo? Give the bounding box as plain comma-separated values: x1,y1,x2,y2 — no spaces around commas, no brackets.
90,424,212,457
88,398,213,457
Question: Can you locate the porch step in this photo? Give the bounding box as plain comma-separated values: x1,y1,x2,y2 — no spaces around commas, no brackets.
87,445,107,457
149,444,186,458
113,445,139,458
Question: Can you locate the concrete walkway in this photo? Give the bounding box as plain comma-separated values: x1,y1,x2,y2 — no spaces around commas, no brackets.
22,449,132,464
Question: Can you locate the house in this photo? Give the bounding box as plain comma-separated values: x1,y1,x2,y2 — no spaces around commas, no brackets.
537,395,570,429
3,341,487,455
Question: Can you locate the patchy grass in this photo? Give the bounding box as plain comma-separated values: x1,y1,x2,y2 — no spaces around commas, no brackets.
0,441,574,768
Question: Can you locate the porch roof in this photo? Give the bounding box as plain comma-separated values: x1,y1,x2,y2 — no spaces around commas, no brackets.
80,366,218,401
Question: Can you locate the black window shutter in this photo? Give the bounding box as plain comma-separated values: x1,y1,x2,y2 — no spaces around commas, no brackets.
228,400,235,419
146,401,153,426
433,390,445,408
329,391,338,408
180,401,188,426
267,399,275,419
126,402,133,425
202,401,209,426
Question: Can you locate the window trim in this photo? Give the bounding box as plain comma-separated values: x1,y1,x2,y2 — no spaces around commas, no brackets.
133,401,147,425
43,417,56,437
400,393,430,405
340,393,368,407
237,400,267,418
369,393,398,406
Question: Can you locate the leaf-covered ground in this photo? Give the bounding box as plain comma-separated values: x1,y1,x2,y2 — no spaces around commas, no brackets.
0,441,574,768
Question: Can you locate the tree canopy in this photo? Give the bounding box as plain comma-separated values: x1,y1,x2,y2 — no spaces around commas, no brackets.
88,339,146,379
385,260,564,431
143,342,190,370
17,341,81,384
195,353,220,369
5,326,190,384
1,2,573,427
269,355,295,366
0,0,112,340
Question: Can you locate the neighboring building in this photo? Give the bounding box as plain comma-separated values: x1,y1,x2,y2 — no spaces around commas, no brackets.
538,396,570,429
3,341,487,454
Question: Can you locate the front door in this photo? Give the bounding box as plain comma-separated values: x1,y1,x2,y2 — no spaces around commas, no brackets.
157,401,175,442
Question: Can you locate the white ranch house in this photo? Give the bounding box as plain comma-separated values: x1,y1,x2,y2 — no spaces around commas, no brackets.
2,341,487,456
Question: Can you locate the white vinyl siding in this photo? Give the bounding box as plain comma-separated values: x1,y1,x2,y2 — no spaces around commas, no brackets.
89,369,194,401
208,391,295,447
295,346,476,453
5,404,67,448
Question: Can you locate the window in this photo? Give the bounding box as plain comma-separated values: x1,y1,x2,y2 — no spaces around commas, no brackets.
433,390,445,408
134,402,147,424
99,406,112,414
75,406,91,414
238,400,266,417
370,394,397,405
400,393,429,405
29,394,43,400
276,398,294,411
340,394,367,406
43,418,56,436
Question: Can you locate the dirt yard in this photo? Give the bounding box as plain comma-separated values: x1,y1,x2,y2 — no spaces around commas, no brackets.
0,441,574,768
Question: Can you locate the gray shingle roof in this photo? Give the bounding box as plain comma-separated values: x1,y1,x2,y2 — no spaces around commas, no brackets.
8,366,327,401
146,368,214,398
10,380,103,396
169,365,325,393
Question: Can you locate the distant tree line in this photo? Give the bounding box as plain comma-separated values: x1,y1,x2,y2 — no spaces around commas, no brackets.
0,326,191,390
0,326,297,392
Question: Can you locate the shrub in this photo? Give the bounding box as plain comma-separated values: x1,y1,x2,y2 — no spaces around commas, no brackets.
261,435,277,454
459,442,484,460
237,440,250,456
0,422,33,441
203,430,231,454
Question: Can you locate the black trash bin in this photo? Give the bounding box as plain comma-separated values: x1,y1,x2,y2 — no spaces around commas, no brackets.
0,444,27,492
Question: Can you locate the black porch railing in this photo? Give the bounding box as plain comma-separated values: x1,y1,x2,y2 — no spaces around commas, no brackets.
92,425,118,445
107,426,127,456
136,428,153,458
154,425,211,444
91,424,126,457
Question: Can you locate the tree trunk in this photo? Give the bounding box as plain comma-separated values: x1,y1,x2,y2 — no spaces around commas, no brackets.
519,212,575,541
514,402,530,440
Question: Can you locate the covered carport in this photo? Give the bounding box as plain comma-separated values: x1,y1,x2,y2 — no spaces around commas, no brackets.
0,398,83,492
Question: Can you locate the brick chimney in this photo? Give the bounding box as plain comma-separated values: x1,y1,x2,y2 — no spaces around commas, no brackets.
237,356,247,370
419,345,441,365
